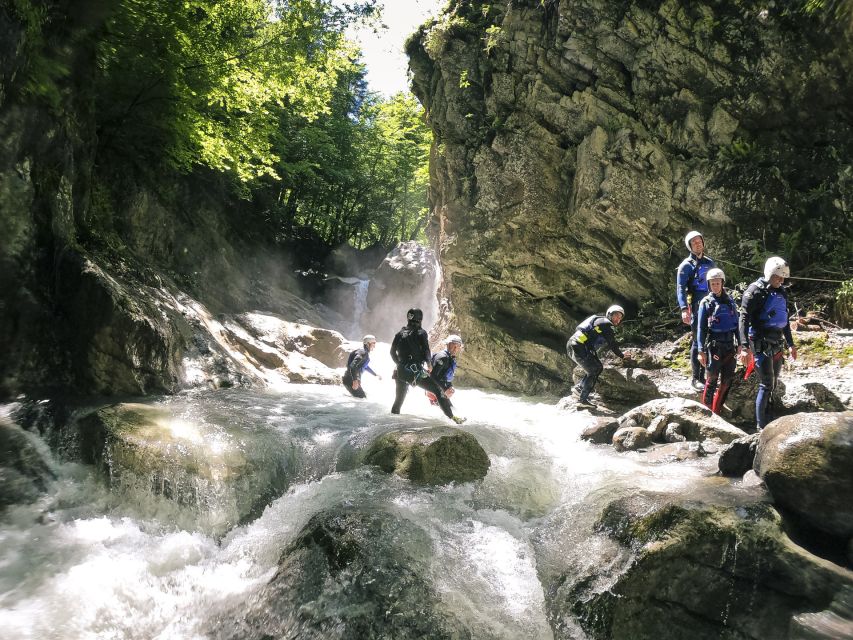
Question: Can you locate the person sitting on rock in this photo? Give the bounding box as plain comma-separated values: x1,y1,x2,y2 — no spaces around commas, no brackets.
390,308,465,424
696,268,743,415
567,305,627,410
676,230,717,391
426,334,463,407
738,256,797,429
342,334,382,398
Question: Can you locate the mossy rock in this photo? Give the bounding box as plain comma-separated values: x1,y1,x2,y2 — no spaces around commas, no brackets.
211,507,471,640
754,411,853,538
77,402,295,534
553,493,853,640
363,427,490,485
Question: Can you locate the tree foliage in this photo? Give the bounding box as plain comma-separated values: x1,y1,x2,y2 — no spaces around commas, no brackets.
9,0,433,253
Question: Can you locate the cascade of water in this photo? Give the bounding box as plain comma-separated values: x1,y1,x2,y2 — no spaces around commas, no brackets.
350,279,370,338
0,386,759,639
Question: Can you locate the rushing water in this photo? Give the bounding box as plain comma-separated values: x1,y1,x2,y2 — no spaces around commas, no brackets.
0,352,763,640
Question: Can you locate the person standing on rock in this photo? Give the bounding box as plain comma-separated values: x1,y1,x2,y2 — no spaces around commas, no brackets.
676,230,716,391
739,257,797,429
696,268,743,415
342,334,382,398
426,334,464,407
567,305,627,409
390,308,466,424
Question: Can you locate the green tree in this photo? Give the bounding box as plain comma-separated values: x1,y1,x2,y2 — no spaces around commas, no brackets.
95,0,373,183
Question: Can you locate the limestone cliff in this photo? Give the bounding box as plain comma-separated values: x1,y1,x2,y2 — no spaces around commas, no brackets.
408,0,853,393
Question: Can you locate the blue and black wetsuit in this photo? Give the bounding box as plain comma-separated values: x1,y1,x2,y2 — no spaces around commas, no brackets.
676,252,716,383
739,278,794,428
567,315,624,403
430,349,458,391
696,291,741,414
342,347,378,398
390,323,454,418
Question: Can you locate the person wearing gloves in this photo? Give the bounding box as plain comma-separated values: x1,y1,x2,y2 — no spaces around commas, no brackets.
390,308,466,424
738,256,797,428
567,305,627,409
342,334,381,398
426,334,464,406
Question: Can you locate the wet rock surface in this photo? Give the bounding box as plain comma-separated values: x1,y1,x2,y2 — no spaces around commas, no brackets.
754,412,853,539
547,493,853,640
213,507,470,640
718,433,760,477
75,402,297,534
364,426,490,485
618,398,747,445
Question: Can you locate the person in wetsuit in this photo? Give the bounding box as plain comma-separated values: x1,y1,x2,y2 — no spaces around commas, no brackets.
696,269,742,414
342,334,381,398
738,256,797,429
567,305,626,409
676,231,716,391
390,308,466,424
426,334,463,406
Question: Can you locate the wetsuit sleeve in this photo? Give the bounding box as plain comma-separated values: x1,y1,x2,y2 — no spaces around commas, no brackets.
430,353,452,389
418,331,431,365
349,349,367,381
601,323,624,359
390,333,401,365
696,299,709,347
676,260,693,309
738,284,758,345
364,364,377,377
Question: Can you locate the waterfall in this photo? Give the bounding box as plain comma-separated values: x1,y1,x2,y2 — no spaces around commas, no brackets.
351,279,369,339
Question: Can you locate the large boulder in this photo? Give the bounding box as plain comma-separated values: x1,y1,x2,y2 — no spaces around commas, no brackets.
211,508,470,640
75,403,297,535
363,427,490,485
754,412,853,539
549,493,853,640
618,398,748,445
572,366,662,407
362,241,440,342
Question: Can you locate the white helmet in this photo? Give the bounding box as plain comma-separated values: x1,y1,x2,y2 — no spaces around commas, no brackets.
684,230,703,252
446,334,464,346
706,267,725,282
763,256,790,280
606,305,625,320
362,334,376,344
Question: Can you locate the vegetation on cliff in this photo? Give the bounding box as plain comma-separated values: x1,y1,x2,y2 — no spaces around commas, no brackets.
5,0,431,251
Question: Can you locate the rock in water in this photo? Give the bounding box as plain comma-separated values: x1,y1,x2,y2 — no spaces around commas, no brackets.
754,412,853,539
364,426,490,485
212,508,471,640
548,493,853,640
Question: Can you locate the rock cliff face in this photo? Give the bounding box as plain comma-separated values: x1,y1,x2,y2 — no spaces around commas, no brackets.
408,0,853,393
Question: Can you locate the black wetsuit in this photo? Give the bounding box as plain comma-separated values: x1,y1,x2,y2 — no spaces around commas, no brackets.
390,323,454,418
342,346,377,398
567,315,624,403
739,278,794,428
